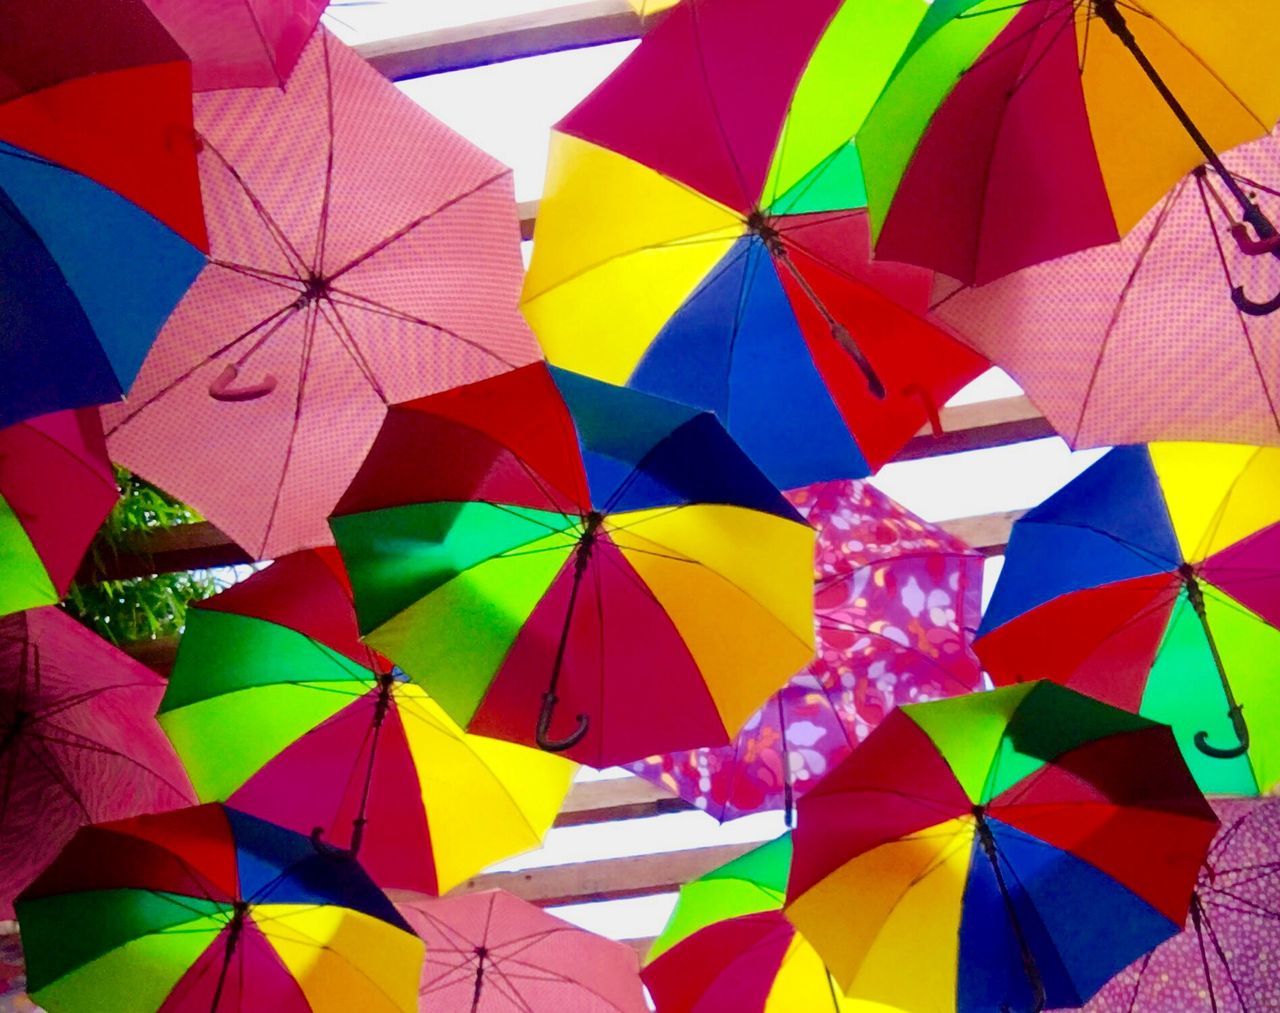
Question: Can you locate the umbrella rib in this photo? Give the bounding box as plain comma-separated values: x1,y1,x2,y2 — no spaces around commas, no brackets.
721,240,772,427
684,0,753,207
1200,900,1251,1011
18,733,92,821
241,0,285,89
313,296,390,404
311,33,338,276
26,722,191,799
209,259,307,294
1122,950,1154,1012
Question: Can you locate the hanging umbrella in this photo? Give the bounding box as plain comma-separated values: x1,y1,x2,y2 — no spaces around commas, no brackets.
330,362,815,766
104,27,539,558
16,803,424,1012
521,0,987,490
977,442,1280,795
394,888,648,1012
932,128,1280,449
628,0,680,13
858,0,1280,288
1,0,208,429
0,409,118,618
144,0,329,90
0,607,194,919
785,681,1219,1013
1077,797,1280,1013
158,547,575,896
628,478,983,823
643,835,887,1012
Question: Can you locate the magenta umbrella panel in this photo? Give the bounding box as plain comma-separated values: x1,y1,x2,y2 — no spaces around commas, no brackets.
0,607,194,919
1075,797,1280,1013
105,27,539,558
628,479,984,823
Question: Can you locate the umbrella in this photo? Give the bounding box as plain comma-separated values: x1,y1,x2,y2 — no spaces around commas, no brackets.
0,607,194,919
329,362,815,766
858,0,1280,287
104,27,539,558
977,442,1280,795
643,835,886,1012
1,0,207,428
158,547,575,896
932,128,1280,450
16,803,424,1012
628,0,680,13
521,0,987,489
395,888,648,1012
0,409,118,617
1078,797,1280,1013
144,0,329,90
785,681,1219,1013
628,478,983,823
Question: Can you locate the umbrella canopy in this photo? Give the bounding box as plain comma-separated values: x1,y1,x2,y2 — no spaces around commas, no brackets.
158,548,575,896
104,27,539,558
978,442,1280,795
395,888,648,1012
859,0,1280,286
1,0,208,428
330,362,815,766
0,607,194,919
522,0,986,489
629,479,983,822
932,129,1280,450
145,0,329,90
786,681,1219,1013
1078,797,1280,1013
16,803,424,1012
0,409,118,617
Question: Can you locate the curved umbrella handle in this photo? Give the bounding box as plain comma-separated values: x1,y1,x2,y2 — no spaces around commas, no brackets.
1231,283,1280,317
1194,704,1250,759
1229,222,1280,257
209,363,278,401
309,826,355,861
536,692,589,753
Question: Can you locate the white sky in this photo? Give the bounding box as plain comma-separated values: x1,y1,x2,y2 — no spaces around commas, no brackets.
317,2,1112,946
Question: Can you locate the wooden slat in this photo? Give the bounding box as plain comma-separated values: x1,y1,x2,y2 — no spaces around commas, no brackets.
354,1,645,80
554,777,693,827
451,842,759,906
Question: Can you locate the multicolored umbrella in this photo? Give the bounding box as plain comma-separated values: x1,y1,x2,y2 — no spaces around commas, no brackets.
144,0,329,90
859,0,1280,286
629,479,983,822
16,803,424,1012
105,27,539,558
395,888,648,1012
977,443,1280,794
932,129,1280,449
522,0,986,489
158,548,575,896
0,409,118,617
0,607,194,919
1,0,207,428
643,835,885,1012
330,362,815,766
1079,797,1280,1013
785,681,1219,1013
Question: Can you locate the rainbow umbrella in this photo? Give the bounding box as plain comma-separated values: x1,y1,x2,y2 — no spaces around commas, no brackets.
978,443,1280,794
16,803,423,1012
629,478,983,823
330,363,815,766
858,0,1280,287
0,409,117,617
522,0,986,489
786,682,1219,1013
158,548,574,896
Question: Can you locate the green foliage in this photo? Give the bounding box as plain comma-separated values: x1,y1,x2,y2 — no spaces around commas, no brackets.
63,468,219,645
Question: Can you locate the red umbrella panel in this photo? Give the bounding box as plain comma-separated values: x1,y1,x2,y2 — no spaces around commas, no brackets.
0,409,118,618
395,889,648,1013
104,27,540,558
144,0,329,90
0,607,195,919
628,479,984,823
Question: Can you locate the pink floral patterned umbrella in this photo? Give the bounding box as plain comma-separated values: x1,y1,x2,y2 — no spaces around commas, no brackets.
1074,797,1280,1013
628,479,984,823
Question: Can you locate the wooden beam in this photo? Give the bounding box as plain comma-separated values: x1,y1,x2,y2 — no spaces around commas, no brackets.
554,776,693,827
354,1,646,81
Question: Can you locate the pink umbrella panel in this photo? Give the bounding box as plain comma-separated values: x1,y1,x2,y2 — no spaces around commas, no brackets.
104,27,540,559
629,479,985,823
0,607,194,919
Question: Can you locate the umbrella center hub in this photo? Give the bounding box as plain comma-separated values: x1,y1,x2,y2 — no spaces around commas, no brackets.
746,210,782,252
0,709,28,752
300,272,331,304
